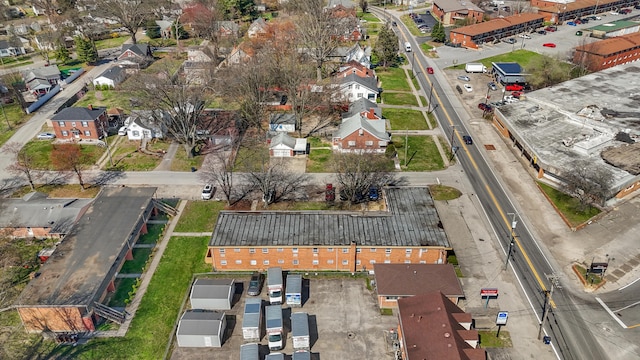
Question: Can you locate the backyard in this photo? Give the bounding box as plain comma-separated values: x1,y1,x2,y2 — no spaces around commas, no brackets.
173,201,226,233
0,103,32,147
391,135,445,171
383,108,429,130
106,140,170,171
381,92,419,106
376,67,411,92
306,149,334,173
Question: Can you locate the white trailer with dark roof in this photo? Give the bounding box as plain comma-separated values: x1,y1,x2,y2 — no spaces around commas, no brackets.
293,350,311,360
267,267,283,304
240,343,259,360
242,298,262,341
286,274,302,307
265,353,285,360
265,305,284,351
291,312,310,350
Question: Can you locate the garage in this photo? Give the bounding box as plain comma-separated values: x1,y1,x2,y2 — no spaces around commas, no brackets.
269,132,307,157
272,149,292,157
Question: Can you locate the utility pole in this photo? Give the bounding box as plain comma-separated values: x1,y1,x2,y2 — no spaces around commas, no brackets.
538,273,560,340
427,82,434,112
504,213,517,270
404,129,409,167
450,125,456,154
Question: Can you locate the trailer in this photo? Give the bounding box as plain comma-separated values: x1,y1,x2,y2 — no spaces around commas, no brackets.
291,312,310,350
265,353,285,360
242,298,262,341
286,274,303,307
293,350,311,360
465,63,487,73
265,305,284,351
240,343,259,360
267,267,283,305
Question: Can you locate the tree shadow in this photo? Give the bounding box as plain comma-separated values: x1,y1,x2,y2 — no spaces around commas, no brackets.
91,171,126,186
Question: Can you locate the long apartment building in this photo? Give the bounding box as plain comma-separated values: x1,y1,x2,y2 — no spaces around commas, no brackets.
573,32,640,72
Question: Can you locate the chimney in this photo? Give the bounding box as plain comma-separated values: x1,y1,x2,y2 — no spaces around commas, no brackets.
369,108,375,118
88,104,93,110
418,315,423,322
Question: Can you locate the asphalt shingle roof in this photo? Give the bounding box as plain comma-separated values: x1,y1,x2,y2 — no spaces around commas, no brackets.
95,66,124,81
51,106,107,121
334,113,388,140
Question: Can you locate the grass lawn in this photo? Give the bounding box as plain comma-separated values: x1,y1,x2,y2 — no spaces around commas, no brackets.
94,36,130,51
381,92,419,107
58,60,85,73
170,146,205,172
573,264,604,286
429,184,462,200
11,184,101,198
377,67,411,92
392,135,445,171
64,236,212,359
427,112,438,128
142,57,184,76
538,182,600,227
21,141,104,170
400,15,424,37
75,90,134,111
421,42,434,52
358,11,381,22
306,149,334,173
0,103,33,146
409,70,420,91
107,278,138,308
174,201,226,233
307,136,331,148
479,330,512,348
383,108,428,130
451,50,573,75
139,223,165,244
120,248,153,274
107,140,170,171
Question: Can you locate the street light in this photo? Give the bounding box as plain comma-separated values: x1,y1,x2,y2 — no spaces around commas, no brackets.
504,213,518,270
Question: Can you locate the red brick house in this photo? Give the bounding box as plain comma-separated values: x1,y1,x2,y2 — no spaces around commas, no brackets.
50,105,108,140
573,32,640,72
397,292,486,360
332,113,389,153
336,60,376,79
432,0,484,26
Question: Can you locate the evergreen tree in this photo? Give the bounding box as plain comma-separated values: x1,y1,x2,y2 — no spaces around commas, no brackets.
171,20,189,40
431,22,446,43
145,19,161,39
374,24,399,69
54,41,70,64
74,36,98,64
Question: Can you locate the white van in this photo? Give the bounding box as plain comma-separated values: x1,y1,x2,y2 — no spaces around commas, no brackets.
405,42,412,52
118,126,128,136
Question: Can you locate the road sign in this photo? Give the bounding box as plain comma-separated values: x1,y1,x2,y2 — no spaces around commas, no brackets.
496,311,509,325
481,288,498,296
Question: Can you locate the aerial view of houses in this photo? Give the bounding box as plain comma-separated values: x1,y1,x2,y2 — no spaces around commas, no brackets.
0,0,639,359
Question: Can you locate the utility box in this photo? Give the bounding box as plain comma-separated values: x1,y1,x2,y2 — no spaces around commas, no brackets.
286,274,303,307
291,312,310,351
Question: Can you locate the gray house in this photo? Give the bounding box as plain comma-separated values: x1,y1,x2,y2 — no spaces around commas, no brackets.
189,278,235,310
176,310,226,347
492,62,526,85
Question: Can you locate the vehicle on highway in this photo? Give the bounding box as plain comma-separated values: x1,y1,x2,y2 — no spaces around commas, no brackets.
457,75,471,82
463,84,473,92
505,84,523,91
518,33,531,39
37,132,56,140
462,135,473,145
543,42,557,48
478,103,493,112
427,67,434,74
567,21,576,26
487,82,498,91
537,30,547,35
201,184,214,200
247,272,264,296
392,21,397,26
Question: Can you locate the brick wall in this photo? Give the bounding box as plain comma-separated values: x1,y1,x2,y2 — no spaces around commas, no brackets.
206,245,448,272
52,114,107,140
333,127,387,153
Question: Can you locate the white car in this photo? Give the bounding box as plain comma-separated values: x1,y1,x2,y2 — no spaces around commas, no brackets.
518,34,531,39
201,184,214,200
463,84,473,92
610,11,619,15
37,132,56,140
595,16,602,20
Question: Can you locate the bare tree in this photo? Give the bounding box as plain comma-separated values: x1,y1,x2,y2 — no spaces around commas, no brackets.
332,152,395,203
359,0,368,13
181,0,225,60
3,142,41,191
561,160,613,210
1,72,28,113
198,150,238,205
51,144,89,190
92,0,154,44
525,55,570,89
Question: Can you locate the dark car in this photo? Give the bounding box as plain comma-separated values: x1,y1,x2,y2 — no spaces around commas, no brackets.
280,95,288,105
369,186,379,201
537,30,547,35
392,21,397,26
478,103,493,112
505,38,517,44
463,135,473,145
247,272,263,296
456,85,463,94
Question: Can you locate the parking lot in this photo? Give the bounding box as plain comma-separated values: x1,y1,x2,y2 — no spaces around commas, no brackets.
170,277,398,360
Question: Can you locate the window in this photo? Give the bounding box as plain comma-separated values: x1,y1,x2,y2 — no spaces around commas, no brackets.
370,248,377,252
385,248,392,254
384,260,391,263
342,248,349,253
342,260,349,265
365,140,373,146
278,259,284,264
293,259,299,265
328,259,334,264
249,248,256,254
132,130,140,137
84,130,91,136
250,260,257,265
277,248,283,252
357,93,363,98
420,260,427,264
348,84,353,89
378,141,387,147
356,260,361,265
61,131,68,136
356,248,361,253
327,248,334,252
355,84,360,90
369,259,376,264
312,260,319,265
262,248,269,253
220,260,227,265
235,260,242,264
313,248,319,253
58,121,65,127
71,122,76,127
404,260,411,264
348,141,356,147
81,121,88,127
219,249,225,254
234,248,240,252
406,248,412,254
385,296,399,300
263,260,270,265
292,248,298,253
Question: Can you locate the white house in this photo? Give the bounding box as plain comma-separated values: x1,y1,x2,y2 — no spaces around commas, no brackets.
125,110,168,140
92,66,126,88
269,132,307,157
269,113,296,132
0,39,26,58
339,73,378,101
344,43,372,69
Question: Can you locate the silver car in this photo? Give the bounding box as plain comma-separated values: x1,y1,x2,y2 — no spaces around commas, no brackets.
457,75,471,82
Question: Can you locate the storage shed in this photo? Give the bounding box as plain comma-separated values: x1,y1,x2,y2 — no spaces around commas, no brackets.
240,343,260,360
176,310,226,348
286,274,303,307
189,278,235,310
293,350,311,360
265,353,285,360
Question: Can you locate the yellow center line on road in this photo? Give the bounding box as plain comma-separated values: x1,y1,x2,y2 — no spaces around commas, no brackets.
389,16,555,307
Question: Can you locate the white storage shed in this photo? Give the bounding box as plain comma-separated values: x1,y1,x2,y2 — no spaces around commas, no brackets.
176,310,226,348
189,278,235,310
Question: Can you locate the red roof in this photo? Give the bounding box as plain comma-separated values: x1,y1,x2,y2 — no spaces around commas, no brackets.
575,32,640,56
374,264,464,297
451,13,545,36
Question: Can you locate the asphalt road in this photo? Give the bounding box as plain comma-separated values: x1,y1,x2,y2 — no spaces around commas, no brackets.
371,7,608,360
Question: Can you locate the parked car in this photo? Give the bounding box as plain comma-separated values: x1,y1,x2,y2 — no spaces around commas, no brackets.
462,135,473,145
201,184,214,200
505,38,517,44
458,75,471,82
37,132,56,140
463,84,473,92
427,67,434,74
580,18,589,23
635,4,640,10
369,186,379,201
576,30,583,36
478,103,493,112
518,33,531,39
392,21,397,26
567,21,576,26
544,26,557,32
247,272,264,296
543,43,557,48
537,30,547,35
505,84,524,91
610,11,619,15
620,8,632,14
487,82,498,91
456,85,463,94
511,91,524,98
595,16,602,19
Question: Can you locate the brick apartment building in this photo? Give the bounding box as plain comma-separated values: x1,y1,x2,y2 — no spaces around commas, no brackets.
449,13,545,49
573,32,640,72
206,188,451,272
534,0,637,24
50,105,108,140
432,0,484,26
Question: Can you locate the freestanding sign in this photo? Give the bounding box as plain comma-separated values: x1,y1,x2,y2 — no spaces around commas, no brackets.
496,311,508,337
481,288,498,308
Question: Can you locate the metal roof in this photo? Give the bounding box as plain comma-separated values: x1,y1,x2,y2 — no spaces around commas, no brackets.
209,187,450,247
242,298,262,329
190,278,234,300
240,343,260,360
177,310,225,336
291,312,309,337
286,274,302,294
492,62,523,75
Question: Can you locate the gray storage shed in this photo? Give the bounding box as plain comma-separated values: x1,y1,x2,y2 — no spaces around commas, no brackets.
189,278,235,310
265,353,285,360
176,310,226,348
240,343,260,360
293,350,311,360
286,274,302,307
